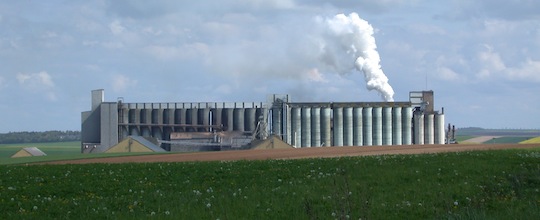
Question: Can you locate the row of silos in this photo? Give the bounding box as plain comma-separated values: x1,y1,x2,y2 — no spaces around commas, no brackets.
413,112,445,144
118,102,265,141
281,104,414,147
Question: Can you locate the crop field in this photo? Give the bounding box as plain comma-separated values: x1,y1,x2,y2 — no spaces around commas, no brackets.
483,137,532,144
0,142,80,158
522,137,540,144
1,148,539,219
0,142,164,165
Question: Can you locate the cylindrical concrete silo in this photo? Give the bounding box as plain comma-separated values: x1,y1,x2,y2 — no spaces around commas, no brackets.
284,106,291,144
120,108,129,124
198,108,210,132
223,108,234,132
372,107,383,146
186,108,198,132
434,113,445,144
211,108,223,130
413,113,424,145
129,109,138,124
353,107,363,146
402,107,413,145
151,109,160,124
311,107,321,147
321,107,332,146
343,107,353,146
333,107,344,146
175,109,187,132
140,109,151,136
233,108,245,132
139,109,147,124
392,107,402,145
128,109,139,136
141,109,150,124
291,107,302,147
301,107,311,147
271,107,282,137
163,109,174,125
362,107,373,146
244,108,257,132
382,107,392,145
424,114,434,144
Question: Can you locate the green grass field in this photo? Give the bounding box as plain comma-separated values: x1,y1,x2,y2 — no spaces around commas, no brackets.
0,142,163,165
1,148,539,219
0,141,81,158
455,135,476,142
484,137,533,144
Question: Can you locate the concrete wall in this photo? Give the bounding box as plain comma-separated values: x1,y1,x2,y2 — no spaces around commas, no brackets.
99,102,119,152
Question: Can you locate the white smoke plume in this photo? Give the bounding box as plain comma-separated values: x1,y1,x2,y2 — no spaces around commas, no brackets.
319,13,395,101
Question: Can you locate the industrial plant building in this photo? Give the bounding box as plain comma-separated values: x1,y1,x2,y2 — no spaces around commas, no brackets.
81,89,445,153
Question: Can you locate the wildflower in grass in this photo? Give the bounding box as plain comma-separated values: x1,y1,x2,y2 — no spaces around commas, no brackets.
33,206,38,210
206,203,212,208
151,211,156,216
165,211,170,215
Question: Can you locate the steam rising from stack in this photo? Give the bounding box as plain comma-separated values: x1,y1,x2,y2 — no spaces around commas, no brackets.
320,13,395,101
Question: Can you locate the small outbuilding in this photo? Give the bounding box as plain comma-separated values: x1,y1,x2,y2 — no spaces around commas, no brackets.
105,136,166,153
11,147,47,158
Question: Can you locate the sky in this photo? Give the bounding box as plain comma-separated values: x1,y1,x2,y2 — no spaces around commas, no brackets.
0,0,539,133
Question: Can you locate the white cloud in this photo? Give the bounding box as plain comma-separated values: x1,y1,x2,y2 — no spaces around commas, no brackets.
506,59,540,82
304,68,327,82
476,45,540,82
245,0,296,9
16,71,55,88
408,23,446,35
112,74,137,92
477,45,506,78
144,43,209,61
16,71,57,101
109,20,125,35
216,84,232,94
437,67,460,81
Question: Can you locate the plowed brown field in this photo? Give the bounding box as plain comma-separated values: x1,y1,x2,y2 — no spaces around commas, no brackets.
43,143,539,165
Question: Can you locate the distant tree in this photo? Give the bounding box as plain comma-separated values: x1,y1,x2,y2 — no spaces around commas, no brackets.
0,130,80,144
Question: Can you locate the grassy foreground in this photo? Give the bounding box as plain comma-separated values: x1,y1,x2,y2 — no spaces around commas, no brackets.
1,149,539,219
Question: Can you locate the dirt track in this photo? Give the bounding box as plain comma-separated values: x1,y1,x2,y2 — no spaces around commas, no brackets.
43,143,539,165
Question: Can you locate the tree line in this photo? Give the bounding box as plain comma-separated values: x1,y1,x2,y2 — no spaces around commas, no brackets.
0,130,80,144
